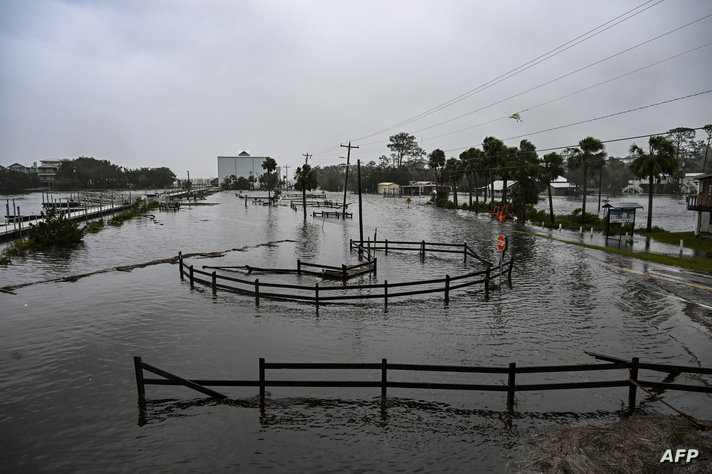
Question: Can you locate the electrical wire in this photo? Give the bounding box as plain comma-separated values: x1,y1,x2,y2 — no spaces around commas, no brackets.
426,41,712,142
313,0,663,156
349,0,664,142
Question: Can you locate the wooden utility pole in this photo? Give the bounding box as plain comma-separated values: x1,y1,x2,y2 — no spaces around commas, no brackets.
340,142,359,219
302,153,312,165
357,159,363,244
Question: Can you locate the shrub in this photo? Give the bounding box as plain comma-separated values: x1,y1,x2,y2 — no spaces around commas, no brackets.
27,207,84,246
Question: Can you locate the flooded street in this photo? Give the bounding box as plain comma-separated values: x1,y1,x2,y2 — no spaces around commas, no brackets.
1,191,710,472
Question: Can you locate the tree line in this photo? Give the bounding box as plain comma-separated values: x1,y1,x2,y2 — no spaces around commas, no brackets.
314,125,712,231
0,157,178,193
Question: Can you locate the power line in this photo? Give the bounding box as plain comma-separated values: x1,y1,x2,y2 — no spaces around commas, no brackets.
413,12,712,136
501,89,712,142
425,41,712,142
348,0,663,142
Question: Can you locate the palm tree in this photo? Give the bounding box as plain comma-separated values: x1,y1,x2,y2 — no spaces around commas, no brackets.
482,137,506,208
260,157,278,202
428,149,445,206
459,147,484,210
567,137,606,227
294,164,318,221
541,152,564,224
444,157,464,207
630,136,676,231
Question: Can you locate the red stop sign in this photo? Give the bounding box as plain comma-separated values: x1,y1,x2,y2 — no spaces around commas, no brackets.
496,235,506,251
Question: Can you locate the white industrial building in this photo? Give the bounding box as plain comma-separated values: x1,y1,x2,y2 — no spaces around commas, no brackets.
217,152,269,184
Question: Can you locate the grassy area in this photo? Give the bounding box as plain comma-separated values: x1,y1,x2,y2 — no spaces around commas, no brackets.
636,230,712,253
517,230,712,273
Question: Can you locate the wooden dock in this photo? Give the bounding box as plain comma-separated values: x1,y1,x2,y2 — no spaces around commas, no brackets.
313,210,352,219
1,201,133,243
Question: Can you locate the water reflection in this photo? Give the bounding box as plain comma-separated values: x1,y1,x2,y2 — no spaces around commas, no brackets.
294,222,321,260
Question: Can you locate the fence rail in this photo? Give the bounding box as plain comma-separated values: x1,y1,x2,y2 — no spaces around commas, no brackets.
350,239,492,267
180,252,508,306
133,353,712,412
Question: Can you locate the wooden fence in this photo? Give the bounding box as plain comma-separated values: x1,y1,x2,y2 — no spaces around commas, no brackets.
133,352,712,412
349,239,493,267
179,251,510,306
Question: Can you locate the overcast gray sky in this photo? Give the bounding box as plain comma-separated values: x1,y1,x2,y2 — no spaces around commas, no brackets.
1,0,710,178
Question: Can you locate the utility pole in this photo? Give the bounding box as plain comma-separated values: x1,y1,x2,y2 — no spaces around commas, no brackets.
283,165,290,188
357,159,363,244
302,153,312,165
340,141,359,219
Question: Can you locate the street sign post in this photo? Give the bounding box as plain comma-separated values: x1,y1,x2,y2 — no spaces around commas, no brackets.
497,235,507,285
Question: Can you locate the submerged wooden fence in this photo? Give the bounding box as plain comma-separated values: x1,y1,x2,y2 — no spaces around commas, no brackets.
133,352,712,412
178,240,510,306
349,239,493,267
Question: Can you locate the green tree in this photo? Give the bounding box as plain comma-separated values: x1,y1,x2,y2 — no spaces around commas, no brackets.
566,137,606,226
443,157,464,207
459,147,484,210
541,152,564,224
667,127,696,180
387,132,425,167
511,139,540,220
482,136,506,207
28,207,84,246
702,124,712,173
630,136,677,231
259,157,279,201
0,169,40,193
294,164,318,220
428,149,446,206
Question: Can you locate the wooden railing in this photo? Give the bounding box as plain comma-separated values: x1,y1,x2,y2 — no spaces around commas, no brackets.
180,255,507,306
133,352,712,412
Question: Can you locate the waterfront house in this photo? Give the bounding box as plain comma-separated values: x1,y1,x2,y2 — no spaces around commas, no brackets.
549,176,575,196
686,173,712,236
477,180,517,199
377,182,400,195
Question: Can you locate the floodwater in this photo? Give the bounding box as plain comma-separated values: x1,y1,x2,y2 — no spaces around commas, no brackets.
1,191,710,473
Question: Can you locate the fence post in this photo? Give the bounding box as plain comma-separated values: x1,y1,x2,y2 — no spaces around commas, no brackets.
179,252,183,280
373,257,377,276
628,357,639,411
350,238,353,250
255,279,260,306
133,356,145,403
315,283,319,307
508,257,514,282
421,240,425,260
381,358,388,401
259,358,265,402
189,265,194,288
384,280,388,309
212,271,217,294
342,264,347,285
463,242,468,262
297,259,301,275
445,275,450,304
385,239,388,255
485,266,491,293
507,362,516,410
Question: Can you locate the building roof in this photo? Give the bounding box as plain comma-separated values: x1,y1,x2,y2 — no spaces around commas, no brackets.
692,173,712,181
550,181,574,189
603,202,644,209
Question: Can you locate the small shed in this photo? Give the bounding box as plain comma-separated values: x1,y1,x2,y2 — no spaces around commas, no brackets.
686,173,712,236
603,202,643,240
377,182,400,195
